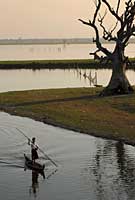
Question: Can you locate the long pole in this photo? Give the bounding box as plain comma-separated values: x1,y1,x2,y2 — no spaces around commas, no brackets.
16,128,58,167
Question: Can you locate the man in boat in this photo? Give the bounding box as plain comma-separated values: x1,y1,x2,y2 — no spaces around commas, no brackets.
30,137,39,163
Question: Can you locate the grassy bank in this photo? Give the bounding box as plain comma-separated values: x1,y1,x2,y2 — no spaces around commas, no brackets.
0,87,135,145
0,58,135,69
0,59,99,69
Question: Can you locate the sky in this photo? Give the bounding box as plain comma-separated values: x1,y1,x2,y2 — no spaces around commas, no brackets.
0,0,126,39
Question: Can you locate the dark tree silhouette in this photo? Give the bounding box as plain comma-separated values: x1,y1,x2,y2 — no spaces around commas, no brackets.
79,0,135,96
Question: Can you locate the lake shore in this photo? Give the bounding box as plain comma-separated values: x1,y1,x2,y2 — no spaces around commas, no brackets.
0,87,135,146
0,58,135,69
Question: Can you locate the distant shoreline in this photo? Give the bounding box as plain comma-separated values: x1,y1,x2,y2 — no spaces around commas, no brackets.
0,38,107,45
0,37,135,45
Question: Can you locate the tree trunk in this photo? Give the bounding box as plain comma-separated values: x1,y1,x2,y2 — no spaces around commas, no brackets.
100,58,134,96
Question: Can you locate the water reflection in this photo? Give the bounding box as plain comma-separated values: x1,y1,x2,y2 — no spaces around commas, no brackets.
85,140,135,200
0,68,134,92
28,168,57,198
1,112,135,200
29,170,45,198
76,69,99,87
115,142,135,199
115,141,126,177
29,170,40,197
0,43,135,61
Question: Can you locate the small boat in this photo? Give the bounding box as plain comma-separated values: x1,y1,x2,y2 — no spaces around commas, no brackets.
24,154,45,172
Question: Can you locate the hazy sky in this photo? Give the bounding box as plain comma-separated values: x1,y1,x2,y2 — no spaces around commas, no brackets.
0,0,125,39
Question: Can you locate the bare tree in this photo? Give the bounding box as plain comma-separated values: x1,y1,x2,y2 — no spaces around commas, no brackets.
79,0,135,96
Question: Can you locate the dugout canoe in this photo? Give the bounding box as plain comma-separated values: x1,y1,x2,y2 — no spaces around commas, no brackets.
24,154,45,172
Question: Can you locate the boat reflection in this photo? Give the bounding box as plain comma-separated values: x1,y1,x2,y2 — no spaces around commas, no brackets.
28,168,57,197
29,170,45,197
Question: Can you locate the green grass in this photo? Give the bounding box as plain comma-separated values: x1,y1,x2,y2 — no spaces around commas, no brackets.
0,57,134,65
0,87,135,144
0,58,134,70
0,59,94,65
0,59,100,70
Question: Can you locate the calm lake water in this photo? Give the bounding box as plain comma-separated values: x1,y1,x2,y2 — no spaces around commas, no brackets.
0,43,135,60
0,68,134,92
0,43,134,92
0,112,135,200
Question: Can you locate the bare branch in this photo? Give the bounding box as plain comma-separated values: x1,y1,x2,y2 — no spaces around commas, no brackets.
116,0,121,14
123,24,135,45
78,18,112,57
98,12,108,38
98,11,114,41
102,0,123,24
90,50,101,61
79,0,114,57
90,50,110,64
92,0,101,24
98,11,118,42
117,0,135,44
109,21,118,34
93,0,98,7
79,0,135,60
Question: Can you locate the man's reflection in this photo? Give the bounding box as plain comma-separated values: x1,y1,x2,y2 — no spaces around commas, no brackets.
29,170,45,197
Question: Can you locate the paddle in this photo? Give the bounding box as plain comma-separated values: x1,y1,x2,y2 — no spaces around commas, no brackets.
16,128,58,167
